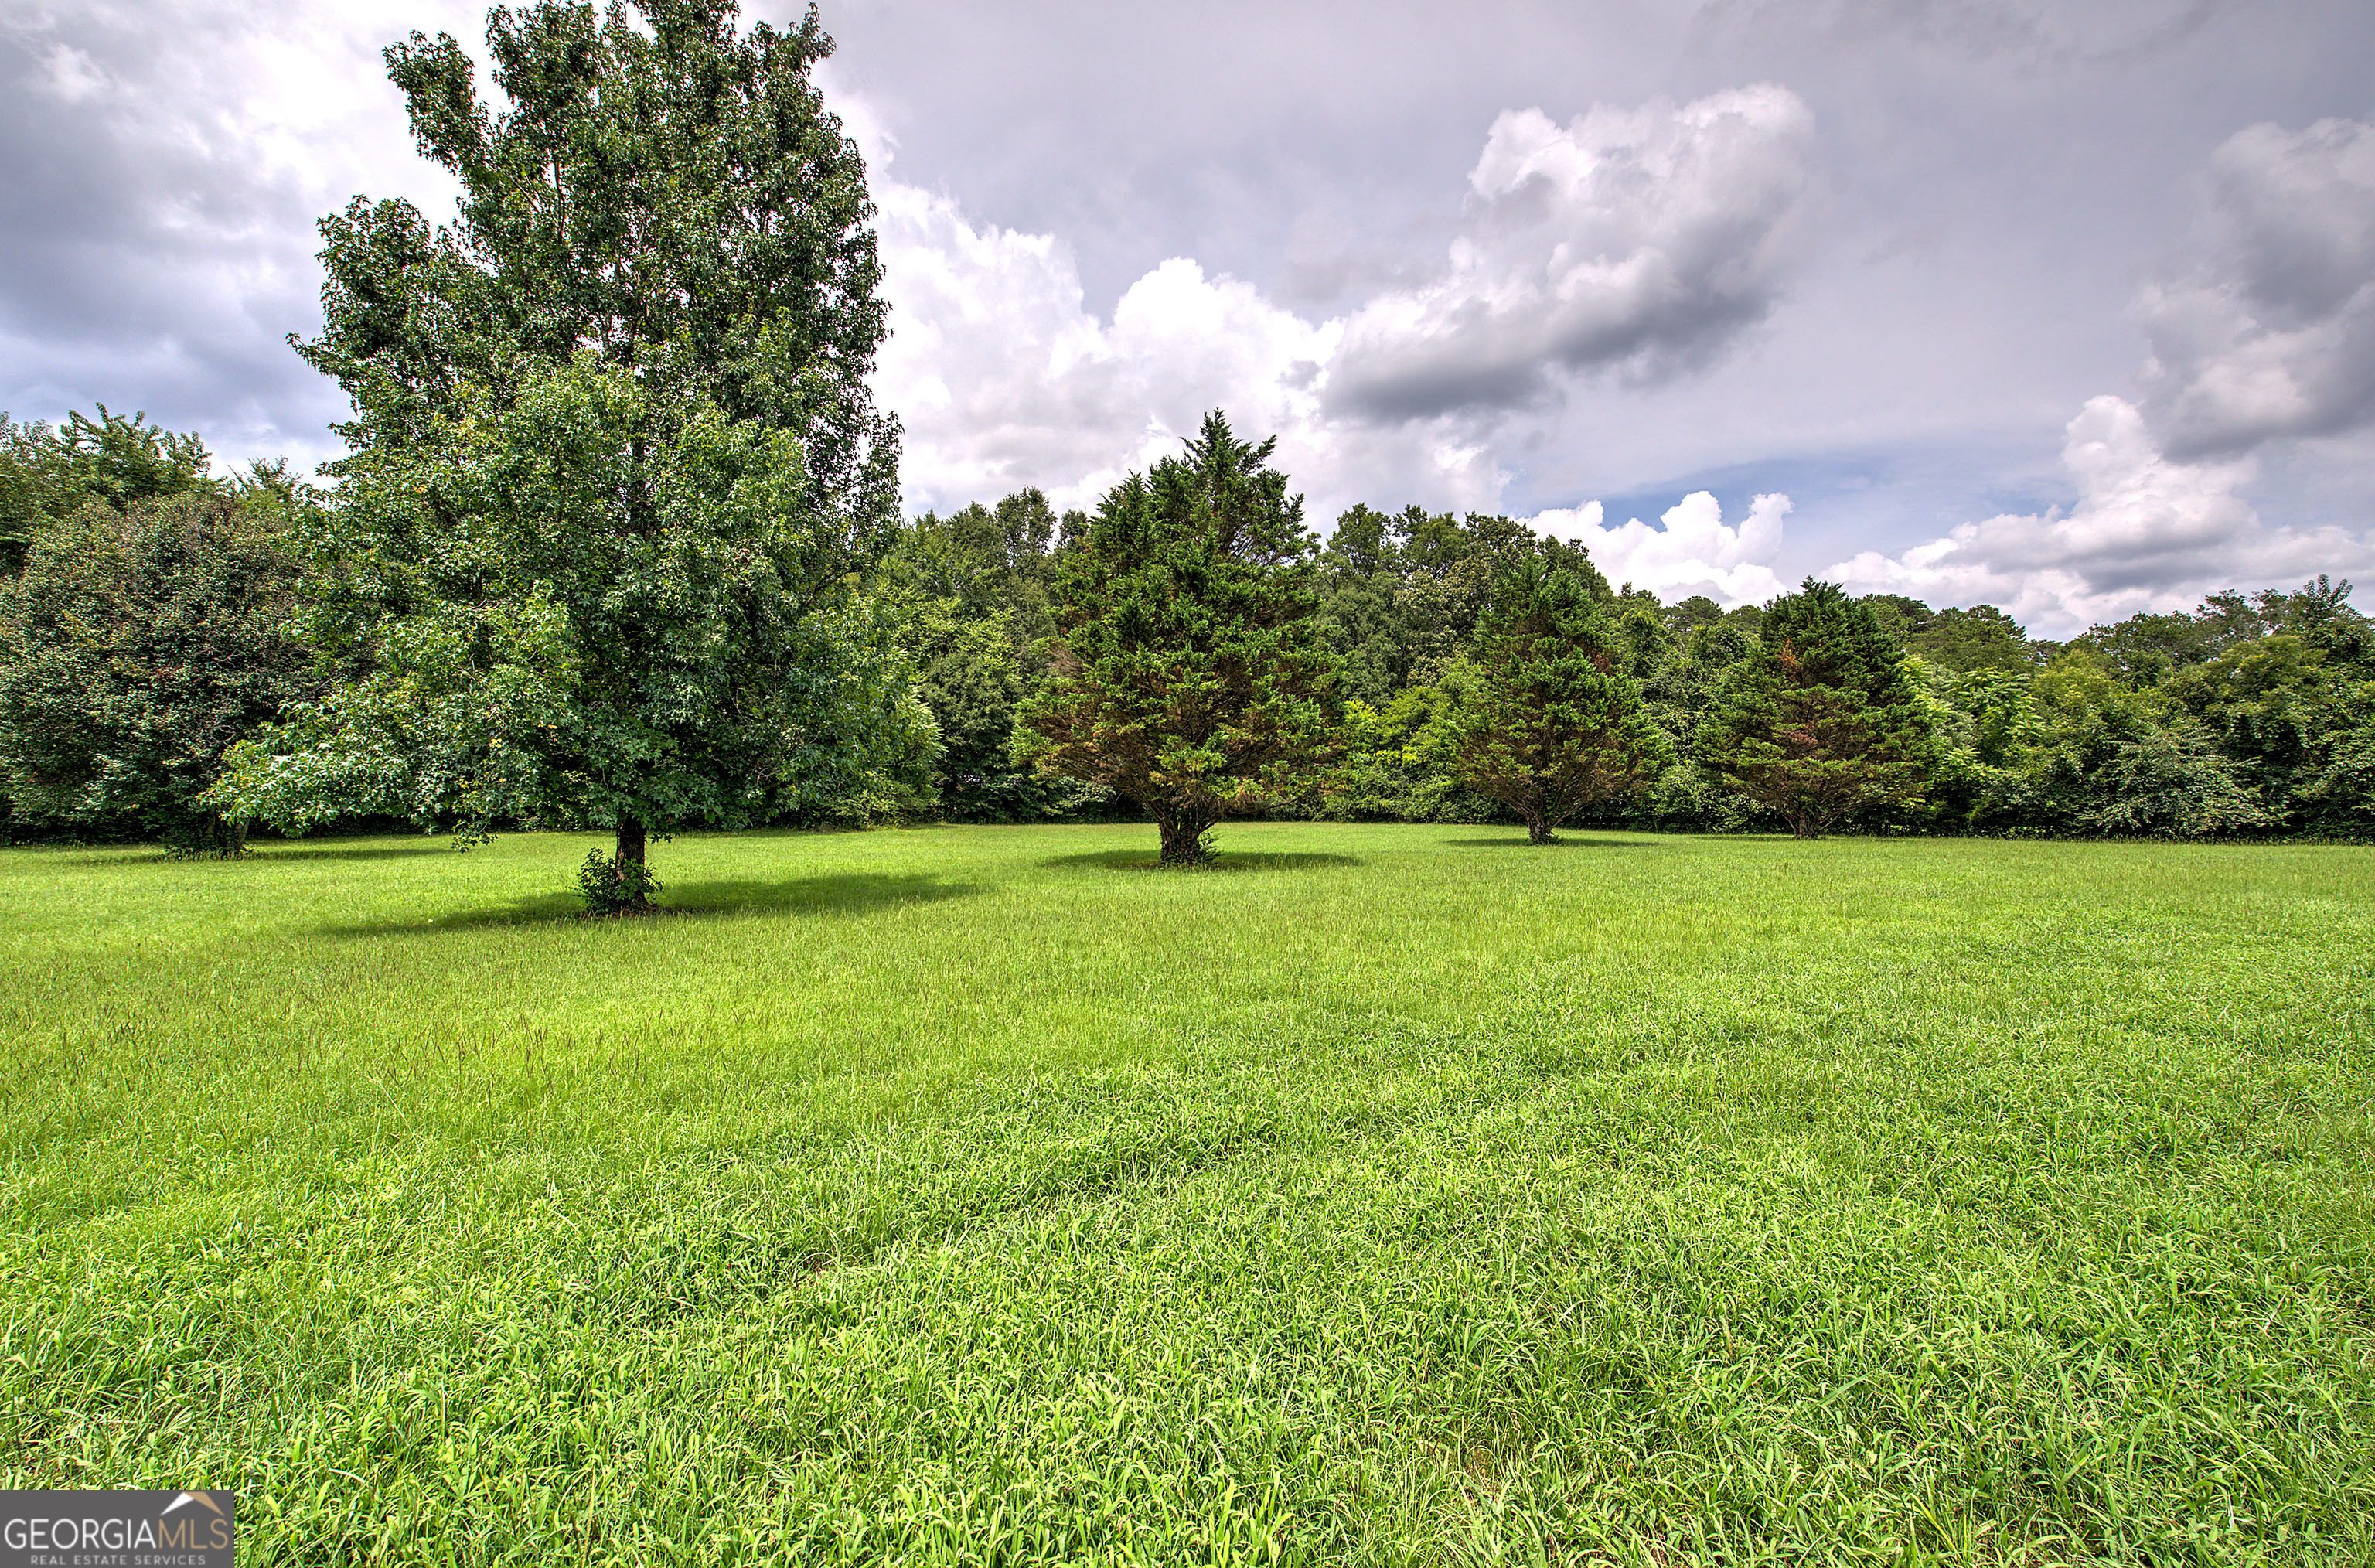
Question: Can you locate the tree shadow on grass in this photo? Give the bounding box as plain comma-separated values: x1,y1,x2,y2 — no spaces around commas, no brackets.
1040,849,1365,874
39,837,458,869
1441,835,1657,849
322,871,983,937
251,839,462,863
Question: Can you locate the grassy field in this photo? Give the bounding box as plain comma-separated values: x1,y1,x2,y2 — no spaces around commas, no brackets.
0,822,2370,1565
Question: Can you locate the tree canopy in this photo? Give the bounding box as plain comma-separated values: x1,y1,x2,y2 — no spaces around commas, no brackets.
1,408,220,576
1699,579,1935,837
1446,540,1671,842
0,490,312,854
1024,413,1338,863
216,0,916,909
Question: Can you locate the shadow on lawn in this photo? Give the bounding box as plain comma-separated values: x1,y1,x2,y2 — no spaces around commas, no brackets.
45,837,459,868
1442,835,1655,849
324,871,983,936
1040,849,1364,874
253,839,462,863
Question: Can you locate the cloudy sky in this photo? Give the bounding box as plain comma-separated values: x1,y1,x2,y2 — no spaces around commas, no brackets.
4,0,2373,632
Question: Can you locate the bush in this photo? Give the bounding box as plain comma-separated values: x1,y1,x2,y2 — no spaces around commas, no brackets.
579,849,664,916
0,491,308,848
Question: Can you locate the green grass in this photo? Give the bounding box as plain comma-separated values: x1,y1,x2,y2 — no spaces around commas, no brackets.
2,822,2371,1565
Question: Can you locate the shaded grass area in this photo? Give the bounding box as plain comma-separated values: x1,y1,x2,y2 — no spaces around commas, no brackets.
1,822,2371,1564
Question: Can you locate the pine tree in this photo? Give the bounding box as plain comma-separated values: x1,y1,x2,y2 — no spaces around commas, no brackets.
1699,579,1934,837
1023,413,1338,864
1447,540,1671,842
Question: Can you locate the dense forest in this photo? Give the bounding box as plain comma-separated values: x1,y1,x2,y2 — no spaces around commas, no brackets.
4,403,2368,854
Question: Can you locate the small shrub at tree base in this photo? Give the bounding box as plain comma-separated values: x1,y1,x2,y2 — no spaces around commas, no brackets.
579,847,665,917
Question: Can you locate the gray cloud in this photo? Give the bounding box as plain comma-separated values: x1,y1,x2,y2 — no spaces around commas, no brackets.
0,0,469,464
818,0,1692,315
1688,0,2230,70
0,21,298,424
1324,87,1816,423
2138,114,2375,459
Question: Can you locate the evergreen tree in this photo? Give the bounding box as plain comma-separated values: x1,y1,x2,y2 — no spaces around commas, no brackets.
1023,413,1337,864
214,0,911,911
1447,542,1671,842
1699,579,1934,837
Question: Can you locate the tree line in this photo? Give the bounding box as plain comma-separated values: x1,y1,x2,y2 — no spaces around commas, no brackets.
870,438,2373,854
2,0,2368,908
5,397,2367,873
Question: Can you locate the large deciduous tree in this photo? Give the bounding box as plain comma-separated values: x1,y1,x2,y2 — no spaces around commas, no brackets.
1699,579,1934,837
1023,413,1338,864
215,0,912,911
1448,541,1672,843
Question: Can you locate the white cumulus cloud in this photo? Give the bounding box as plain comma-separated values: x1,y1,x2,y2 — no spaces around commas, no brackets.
2138,114,2375,458
1828,394,2375,635
1528,490,1794,606
1326,86,1817,421
867,85,1818,521
870,158,1514,521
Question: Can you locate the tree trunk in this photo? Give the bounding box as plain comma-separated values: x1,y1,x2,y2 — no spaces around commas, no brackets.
1155,809,1215,865
616,815,652,908
1527,817,1556,844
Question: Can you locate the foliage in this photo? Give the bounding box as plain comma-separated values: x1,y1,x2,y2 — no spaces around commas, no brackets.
218,0,908,911
1698,579,1935,837
911,489,1065,664
2068,581,2346,684
875,489,1106,820
0,407,220,576
2073,720,2275,837
1987,646,2267,837
1327,687,1475,823
1907,603,2051,673
578,844,665,915
1445,541,1671,841
0,491,310,853
220,360,929,848
1317,503,1544,701
1023,413,1340,863
2153,578,2375,833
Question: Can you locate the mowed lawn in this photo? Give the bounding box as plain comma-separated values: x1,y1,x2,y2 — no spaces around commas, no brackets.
1,824,2370,1565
